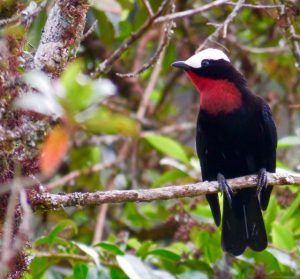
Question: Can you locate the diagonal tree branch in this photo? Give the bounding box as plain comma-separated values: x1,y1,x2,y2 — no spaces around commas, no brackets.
154,0,283,23
92,0,170,76
34,0,89,77
197,0,245,51
31,172,300,210
154,0,229,23
0,0,48,28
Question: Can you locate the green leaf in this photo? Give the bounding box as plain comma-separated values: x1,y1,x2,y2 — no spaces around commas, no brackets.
264,196,278,234
118,20,132,39
116,255,155,279
194,230,222,264
146,248,181,262
278,136,300,149
28,8,47,48
288,214,300,235
60,60,117,116
61,60,83,91
276,160,291,170
191,203,215,221
35,220,77,246
168,242,191,255
281,194,300,224
94,242,125,255
245,250,280,273
60,61,93,113
271,222,295,250
60,60,84,93
178,271,209,279
73,263,89,279
79,107,139,136
110,267,128,279
92,9,115,45
267,248,298,270
136,241,155,259
183,259,213,276
70,146,101,169
72,241,100,267
69,146,102,188
127,238,141,251
143,134,189,164
61,64,115,113
29,256,56,279
152,169,187,187
88,266,110,279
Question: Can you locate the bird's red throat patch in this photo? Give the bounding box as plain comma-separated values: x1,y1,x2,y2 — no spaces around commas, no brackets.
186,71,242,115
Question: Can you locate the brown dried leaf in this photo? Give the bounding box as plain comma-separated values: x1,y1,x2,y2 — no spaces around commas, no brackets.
40,126,70,176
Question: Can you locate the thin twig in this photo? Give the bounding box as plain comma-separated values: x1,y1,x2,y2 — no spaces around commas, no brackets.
154,0,283,23
116,1,175,78
223,0,245,38
7,188,32,268
136,40,166,119
292,34,300,41
33,252,90,262
142,0,154,16
233,45,288,54
276,2,300,69
31,172,300,210
0,0,48,28
21,0,48,26
141,122,195,136
93,178,115,244
155,0,228,23
81,20,98,42
93,0,170,76
115,37,167,78
197,0,245,51
276,1,300,132
132,30,159,71
0,14,20,28
45,142,131,191
227,34,289,53
226,2,284,10
0,176,21,276
135,1,175,120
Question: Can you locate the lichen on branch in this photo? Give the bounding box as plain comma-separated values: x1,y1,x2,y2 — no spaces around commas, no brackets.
31,172,300,210
34,0,88,77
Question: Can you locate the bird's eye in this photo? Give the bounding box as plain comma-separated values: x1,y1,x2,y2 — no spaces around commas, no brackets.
201,59,210,67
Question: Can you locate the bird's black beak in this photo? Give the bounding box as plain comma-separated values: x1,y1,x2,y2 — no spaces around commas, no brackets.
172,61,191,70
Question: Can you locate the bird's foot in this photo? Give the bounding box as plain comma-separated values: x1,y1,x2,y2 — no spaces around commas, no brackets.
256,168,267,196
217,173,233,208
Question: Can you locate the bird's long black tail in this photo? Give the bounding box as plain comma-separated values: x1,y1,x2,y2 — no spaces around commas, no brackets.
221,188,267,256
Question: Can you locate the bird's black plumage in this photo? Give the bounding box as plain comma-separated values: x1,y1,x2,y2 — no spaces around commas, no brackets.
173,52,277,256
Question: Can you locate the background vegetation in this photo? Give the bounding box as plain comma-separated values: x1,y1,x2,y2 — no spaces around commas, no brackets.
0,0,300,278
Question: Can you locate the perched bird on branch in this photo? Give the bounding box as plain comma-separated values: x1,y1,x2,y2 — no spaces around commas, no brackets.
172,48,277,256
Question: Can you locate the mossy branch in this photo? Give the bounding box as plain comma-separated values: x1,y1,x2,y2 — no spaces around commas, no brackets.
31,172,300,210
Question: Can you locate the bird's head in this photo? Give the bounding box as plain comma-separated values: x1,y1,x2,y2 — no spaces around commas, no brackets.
172,48,230,71
172,48,246,115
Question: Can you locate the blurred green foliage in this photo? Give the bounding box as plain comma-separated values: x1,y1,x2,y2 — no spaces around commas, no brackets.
6,0,299,277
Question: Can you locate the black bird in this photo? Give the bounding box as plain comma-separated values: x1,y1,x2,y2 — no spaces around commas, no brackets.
172,49,277,256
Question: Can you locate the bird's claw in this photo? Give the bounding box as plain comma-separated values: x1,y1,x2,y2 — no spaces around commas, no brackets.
217,173,233,208
256,168,267,196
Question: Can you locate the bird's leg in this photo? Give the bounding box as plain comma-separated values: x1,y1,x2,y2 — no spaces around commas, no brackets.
256,168,267,195
217,173,233,208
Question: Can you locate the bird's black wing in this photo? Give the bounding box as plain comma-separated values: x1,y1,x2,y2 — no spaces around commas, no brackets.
259,102,277,210
196,123,221,226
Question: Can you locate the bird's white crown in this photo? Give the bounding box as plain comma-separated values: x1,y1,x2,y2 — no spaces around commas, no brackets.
184,48,230,69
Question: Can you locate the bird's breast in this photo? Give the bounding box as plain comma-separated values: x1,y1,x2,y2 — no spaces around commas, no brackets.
186,71,242,115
